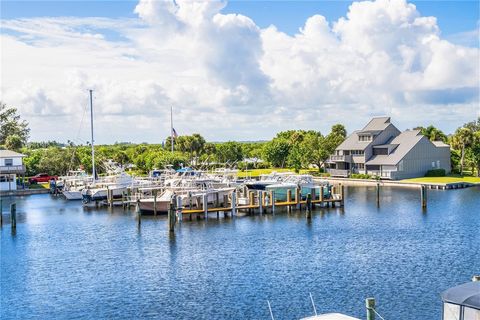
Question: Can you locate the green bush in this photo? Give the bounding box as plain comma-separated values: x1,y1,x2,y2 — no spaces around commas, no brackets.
350,173,373,179
425,169,446,177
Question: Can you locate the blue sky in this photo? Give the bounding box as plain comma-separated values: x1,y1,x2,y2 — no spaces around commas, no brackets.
2,0,479,39
1,0,479,143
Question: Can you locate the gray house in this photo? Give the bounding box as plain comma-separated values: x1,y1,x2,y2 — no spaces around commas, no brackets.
326,117,451,179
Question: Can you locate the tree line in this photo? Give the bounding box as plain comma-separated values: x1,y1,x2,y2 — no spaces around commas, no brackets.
1,102,479,177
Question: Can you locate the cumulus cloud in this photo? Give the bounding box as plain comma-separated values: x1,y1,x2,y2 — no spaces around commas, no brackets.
1,0,478,143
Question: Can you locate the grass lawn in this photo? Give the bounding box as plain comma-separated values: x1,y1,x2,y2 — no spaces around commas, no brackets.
237,168,319,178
401,175,480,184
28,182,49,189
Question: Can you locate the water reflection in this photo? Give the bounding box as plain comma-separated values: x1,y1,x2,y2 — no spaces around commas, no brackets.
1,187,479,320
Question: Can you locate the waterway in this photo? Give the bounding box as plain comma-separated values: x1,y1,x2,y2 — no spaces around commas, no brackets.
1,186,479,319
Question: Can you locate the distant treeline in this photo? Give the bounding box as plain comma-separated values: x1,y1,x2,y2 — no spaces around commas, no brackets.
1,102,479,177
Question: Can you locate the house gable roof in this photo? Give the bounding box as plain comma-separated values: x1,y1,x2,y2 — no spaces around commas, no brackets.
366,130,424,165
0,150,26,158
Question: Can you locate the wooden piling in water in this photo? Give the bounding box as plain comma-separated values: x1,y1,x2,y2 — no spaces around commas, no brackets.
258,191,263,215
10,203,16,230
287,189,292,213
152,189,158,216
366,298,375,320
176,196,183,222
271,190,275,214
376,182,380,207
203,193,208,220
421,185,427,209
1,198,3,226
320,186,324,207
295,188,301,210
340,184,345,207
168,195,176,232
306,193,312,219
136,200,141,226
231,190,237,217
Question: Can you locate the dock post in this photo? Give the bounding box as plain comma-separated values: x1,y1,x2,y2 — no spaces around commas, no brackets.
376,183,380,207
295,188,301,210
136,199,141,226
231,190,237,217
421,185,427,209
168,196,176,232
366,298,375,320
153,189,158,216
340,184,345,207
176,196,183,222
106,187,111,208
306,193,312,219
287,189,292,213
1,198,3,226
258,191,263,215
311,188,316,208
271,191,275,215
10,203,16,230
320,186,324,207
203,193,208,220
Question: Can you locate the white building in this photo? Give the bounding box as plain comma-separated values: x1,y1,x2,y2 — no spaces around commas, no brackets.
0,150,26,191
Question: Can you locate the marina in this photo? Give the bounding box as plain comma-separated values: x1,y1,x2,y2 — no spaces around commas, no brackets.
1,185,479,319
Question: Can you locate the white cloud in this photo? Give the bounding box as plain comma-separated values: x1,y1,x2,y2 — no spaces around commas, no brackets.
1,0,478,143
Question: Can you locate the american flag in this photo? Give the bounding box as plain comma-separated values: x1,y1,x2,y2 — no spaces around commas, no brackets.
172,128,178,138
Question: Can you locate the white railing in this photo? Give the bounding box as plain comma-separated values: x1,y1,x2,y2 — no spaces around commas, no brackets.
329,155,352,162
0,165,26,173
326,169,350,177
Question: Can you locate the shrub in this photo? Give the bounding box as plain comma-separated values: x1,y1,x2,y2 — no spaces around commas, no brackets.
425,169,446,177
350,173,373,179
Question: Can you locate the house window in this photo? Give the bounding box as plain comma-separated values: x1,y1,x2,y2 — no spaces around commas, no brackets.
436,160,440,168
432,161,436,168
359,135,372,142
5,159,13,166
373,148,388,155
358,163,365,169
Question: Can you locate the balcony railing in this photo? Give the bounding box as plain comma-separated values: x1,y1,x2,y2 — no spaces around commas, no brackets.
0,165,26,174
367,170,396,179
326,169,350,177
329,155,352,162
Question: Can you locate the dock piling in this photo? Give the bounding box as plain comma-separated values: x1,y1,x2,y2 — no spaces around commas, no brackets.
376,183,380,207
366,298,375,320
340,184,345,207
306,193,312,219
136,200,141,226
258,191,263,215
231,190,237,217
153,189,158,216
203,193,208,220
287,189,292,213
10,203,16,230
168,195,176,232
421,185,427,209
176,196,183,222
295,188,301,210
1,198,3,226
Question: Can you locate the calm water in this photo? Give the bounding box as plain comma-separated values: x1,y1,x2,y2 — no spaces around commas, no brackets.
1,186,479,320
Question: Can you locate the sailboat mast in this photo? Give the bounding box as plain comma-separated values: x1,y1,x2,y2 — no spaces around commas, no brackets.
89,89,96,180
170,106,174,153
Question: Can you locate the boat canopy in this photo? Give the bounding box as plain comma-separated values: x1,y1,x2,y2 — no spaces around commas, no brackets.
176,167,193,173
441,281,480,310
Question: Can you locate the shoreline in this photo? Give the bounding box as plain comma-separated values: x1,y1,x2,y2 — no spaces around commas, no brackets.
317,177,477,190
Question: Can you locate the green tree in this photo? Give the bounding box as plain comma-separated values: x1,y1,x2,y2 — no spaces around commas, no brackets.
452,127,474,175
262,139,290,168
5,134,23,151
415,125,448,143
0,102,30,146
215,141,243,164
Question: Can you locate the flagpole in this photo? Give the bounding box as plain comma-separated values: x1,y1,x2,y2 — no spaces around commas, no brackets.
170,106,174,153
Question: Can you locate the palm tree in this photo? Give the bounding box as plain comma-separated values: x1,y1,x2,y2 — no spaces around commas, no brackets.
452,127,473,175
